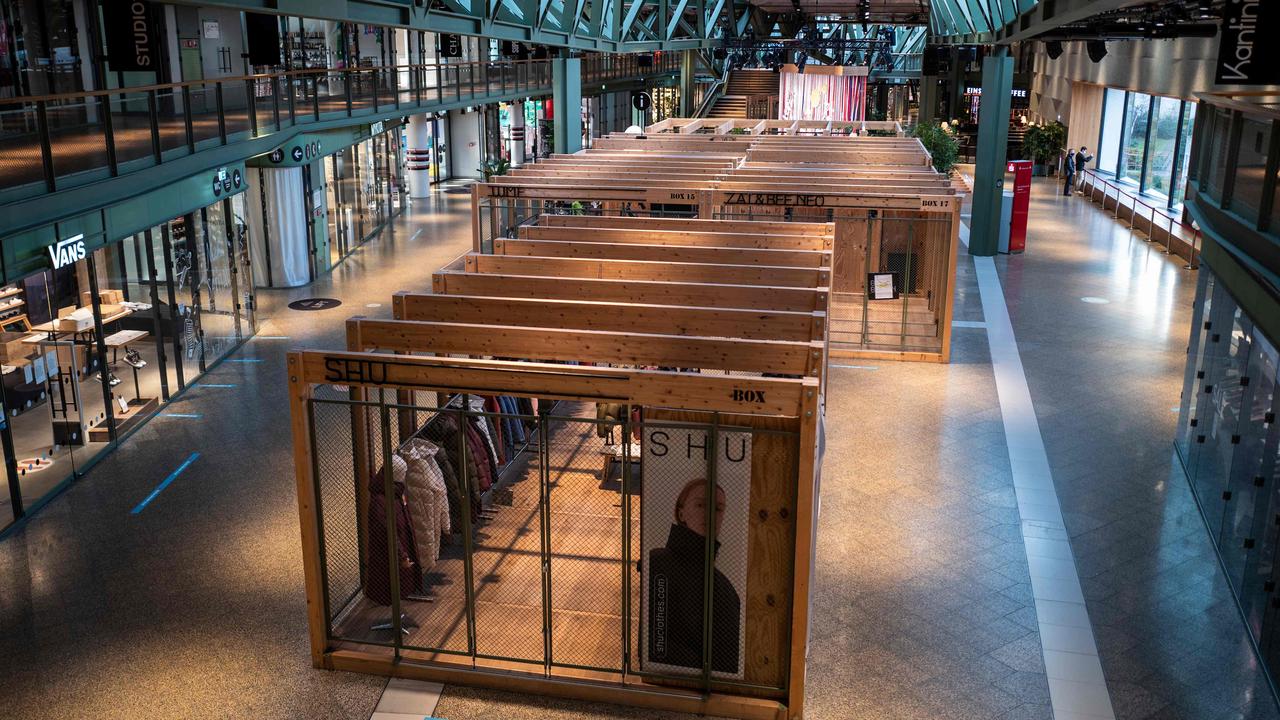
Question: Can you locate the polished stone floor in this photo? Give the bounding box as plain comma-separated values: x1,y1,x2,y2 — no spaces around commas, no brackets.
0,178,1276,719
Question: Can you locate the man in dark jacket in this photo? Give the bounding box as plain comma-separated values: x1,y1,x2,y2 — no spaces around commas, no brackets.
1072,146,1092,194
647,478,741,674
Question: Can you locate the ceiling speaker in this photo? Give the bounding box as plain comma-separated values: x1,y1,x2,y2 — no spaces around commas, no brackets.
1045,40,1063,59
1086,40,1107,63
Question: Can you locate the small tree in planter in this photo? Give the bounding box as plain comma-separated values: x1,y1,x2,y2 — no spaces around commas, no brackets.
909,122,960,177
1022,122,1066,177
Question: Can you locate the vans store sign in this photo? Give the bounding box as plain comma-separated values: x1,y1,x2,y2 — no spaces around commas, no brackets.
1216,0,1279,85
104,1,158,72
49,234,86,270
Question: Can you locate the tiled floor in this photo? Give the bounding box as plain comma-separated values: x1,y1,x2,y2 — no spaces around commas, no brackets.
0,177,1276,720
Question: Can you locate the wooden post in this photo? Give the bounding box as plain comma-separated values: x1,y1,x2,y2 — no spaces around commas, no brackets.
287,352,327,667
787,384,822,719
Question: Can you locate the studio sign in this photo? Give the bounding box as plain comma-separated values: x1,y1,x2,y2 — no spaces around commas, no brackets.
49,234,86,270
1216,0,1278,85
104,0,157,72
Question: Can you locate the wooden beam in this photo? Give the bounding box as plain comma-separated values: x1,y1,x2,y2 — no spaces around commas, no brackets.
291,349,815,416
520,225,832,250
495,237,829,267
432,271,829,313
348,318,823,377
392,292,826,342
464,253,831,288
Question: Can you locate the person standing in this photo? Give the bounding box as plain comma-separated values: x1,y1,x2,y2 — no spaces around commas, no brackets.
1073,146,1092,194
1063,148,1077,196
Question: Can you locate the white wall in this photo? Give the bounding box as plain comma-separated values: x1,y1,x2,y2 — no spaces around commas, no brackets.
1030,36,1280,125
448,109,484,179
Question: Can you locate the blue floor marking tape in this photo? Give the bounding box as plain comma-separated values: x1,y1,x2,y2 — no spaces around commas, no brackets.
131,452,200,514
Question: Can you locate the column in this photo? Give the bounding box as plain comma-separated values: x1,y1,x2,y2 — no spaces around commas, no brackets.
679,50,695,117
406,114,433,198
919,75,938,124
969,49,1013,257
552,53,583,154
946,49,965,121
509,100,526,167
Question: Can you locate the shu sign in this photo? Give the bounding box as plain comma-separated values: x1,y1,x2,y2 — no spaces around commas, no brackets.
1216,0,1279,85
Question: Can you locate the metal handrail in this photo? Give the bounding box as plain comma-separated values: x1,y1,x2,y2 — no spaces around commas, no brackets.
1079,168,1200,268
0,55,670,197
693,63,731,119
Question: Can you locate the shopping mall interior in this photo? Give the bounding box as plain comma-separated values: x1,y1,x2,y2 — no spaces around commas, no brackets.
0,1,1278,719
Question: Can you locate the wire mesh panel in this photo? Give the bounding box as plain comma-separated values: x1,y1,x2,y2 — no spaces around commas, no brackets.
305,387,798,697
545,408,629,672
466,400,546,666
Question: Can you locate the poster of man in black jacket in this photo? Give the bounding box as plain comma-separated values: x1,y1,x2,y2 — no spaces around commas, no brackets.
642,425,749,679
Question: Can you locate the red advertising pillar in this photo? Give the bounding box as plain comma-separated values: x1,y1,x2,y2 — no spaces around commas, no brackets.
1006,159,1032,253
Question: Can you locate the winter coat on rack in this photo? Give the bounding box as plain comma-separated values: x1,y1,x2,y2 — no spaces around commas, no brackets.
466,395,502,469
398,438,451,568
365,456,423,606
482,396,506,458
498,396,526,445
420,413,483,525
463,422,495,492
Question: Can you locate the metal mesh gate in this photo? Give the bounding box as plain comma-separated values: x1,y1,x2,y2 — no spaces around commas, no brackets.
305,391,796,696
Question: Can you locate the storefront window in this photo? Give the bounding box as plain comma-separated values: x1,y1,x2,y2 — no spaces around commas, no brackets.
1119,92,1151,186
1,247,112,516
1098,88,1125,175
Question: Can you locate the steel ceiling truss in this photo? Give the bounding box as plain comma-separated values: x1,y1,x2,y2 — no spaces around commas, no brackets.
170,0,736,52
927,0,1143,45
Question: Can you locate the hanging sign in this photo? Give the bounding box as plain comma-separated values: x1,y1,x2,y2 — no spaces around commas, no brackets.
1216,0,1279,85
103,1,158,72
439,34,463,58
501,40,529,59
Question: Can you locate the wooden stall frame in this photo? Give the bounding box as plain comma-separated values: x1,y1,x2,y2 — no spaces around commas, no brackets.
287,350,821,719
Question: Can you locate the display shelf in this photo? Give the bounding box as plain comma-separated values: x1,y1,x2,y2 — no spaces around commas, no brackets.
88,397,158,442
0,287,23,301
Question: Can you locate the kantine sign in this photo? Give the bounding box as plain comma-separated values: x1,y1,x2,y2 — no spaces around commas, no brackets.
1216,0,1279,85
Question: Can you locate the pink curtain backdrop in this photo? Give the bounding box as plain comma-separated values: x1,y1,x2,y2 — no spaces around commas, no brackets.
778,72,867,122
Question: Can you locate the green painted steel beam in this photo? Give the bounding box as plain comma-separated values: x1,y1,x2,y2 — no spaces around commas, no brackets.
552,55,584,153
930,0,1138,45
968,49,1013,257
160,0,724,51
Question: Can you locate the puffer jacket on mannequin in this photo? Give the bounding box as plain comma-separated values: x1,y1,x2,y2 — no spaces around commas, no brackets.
398,438,451,568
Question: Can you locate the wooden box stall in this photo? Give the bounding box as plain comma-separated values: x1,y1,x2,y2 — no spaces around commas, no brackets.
288,222,830,719
472,130,960,362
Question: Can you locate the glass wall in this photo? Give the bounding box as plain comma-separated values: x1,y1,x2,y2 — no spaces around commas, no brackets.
1175,265,1280,681
1119,92,1150,186
1098,88,1125,175
1190,99,1280,237
1143,96,1182,198
1096,88,1197,211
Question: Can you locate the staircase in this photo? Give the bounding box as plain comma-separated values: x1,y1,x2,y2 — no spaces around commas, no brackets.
705,69,780,119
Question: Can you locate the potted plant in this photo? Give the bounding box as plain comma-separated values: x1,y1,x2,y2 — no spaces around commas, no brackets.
728,127,749,135
1022,121,1066,177
477,157,511,181
908,122,960,177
